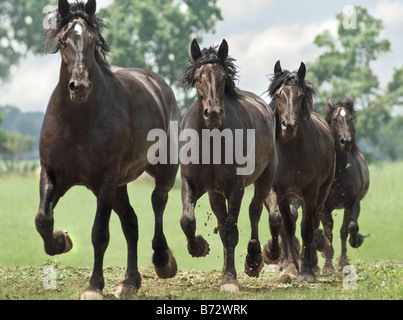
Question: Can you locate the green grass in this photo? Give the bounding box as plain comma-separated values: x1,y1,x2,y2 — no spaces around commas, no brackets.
0,161,402,299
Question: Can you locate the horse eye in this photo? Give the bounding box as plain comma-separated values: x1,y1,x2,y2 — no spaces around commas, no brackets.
59,39,65,47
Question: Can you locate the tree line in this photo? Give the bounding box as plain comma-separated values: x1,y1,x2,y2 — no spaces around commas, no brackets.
0,1,402,164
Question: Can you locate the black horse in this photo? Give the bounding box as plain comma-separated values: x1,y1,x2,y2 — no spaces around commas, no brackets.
263,61,335,282
36,0,179,299
180,39,277,291
321,97,370,274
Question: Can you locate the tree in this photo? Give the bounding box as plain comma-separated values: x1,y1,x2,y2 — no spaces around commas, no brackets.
0,0,50,82
307,6,392,161
99,0,223,112
386,65,403,107
307,6,390,113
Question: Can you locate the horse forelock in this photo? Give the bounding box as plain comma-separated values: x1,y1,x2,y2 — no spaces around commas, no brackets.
268,69,315,117
182,45,239,99
325,98,356,123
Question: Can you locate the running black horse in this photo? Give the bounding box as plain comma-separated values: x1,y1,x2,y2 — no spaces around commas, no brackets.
263,61,335,282
321,97,370,274
36,0,179,299
180,39,277,291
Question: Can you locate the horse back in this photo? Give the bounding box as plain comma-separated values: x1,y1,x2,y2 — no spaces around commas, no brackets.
112,67,179,128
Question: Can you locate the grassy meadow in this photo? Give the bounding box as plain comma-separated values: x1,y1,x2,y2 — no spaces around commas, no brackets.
0,161,402,299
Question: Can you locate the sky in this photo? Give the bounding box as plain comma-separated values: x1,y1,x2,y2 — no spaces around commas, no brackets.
0,0,402,113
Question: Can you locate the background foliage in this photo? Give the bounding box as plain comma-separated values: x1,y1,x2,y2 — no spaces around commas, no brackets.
0,2,402,163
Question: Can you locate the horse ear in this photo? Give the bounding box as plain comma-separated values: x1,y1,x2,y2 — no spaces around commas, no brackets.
85,0,97,17
298,62,306,82
58,0,70,19
218,39,229,61
190,38,202,62
327,97,334,108
274,60,282,76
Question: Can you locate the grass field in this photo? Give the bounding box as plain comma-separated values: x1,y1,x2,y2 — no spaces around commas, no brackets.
0,161,402,300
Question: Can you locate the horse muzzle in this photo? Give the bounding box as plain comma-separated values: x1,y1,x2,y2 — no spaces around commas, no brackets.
68,79,93,102
281,121,298,139
203,107,224,129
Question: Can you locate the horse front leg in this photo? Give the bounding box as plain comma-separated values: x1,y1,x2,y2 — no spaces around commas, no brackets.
180,177,209,257
113,185,141,299
245,172,272,277
81,175,117,300
35,167,72,256
348,199,368,248
278,196,300,277
220,184,244,292
263,189,282,265
321,206,335,275
299,189,322,283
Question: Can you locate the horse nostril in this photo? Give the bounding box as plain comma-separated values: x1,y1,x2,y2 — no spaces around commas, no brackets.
340,138,345,145
69,81,76,92
203,109,210,118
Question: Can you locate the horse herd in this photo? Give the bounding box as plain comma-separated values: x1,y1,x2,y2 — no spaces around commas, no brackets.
35,0,369,299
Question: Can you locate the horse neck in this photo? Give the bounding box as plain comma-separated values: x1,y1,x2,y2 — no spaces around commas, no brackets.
335,146,348,165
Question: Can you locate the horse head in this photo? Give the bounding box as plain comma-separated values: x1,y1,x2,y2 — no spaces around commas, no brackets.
270,60,314,140
183,39,238,129
326,97,356,152
45,0,111,103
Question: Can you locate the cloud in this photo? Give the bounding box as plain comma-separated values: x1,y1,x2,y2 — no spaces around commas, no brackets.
222,19,338,98
0,54,59,112
376,0,403,27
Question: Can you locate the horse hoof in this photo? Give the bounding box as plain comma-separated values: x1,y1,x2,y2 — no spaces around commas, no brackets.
220,277,240,293
322,262,335,275
262,240,280,264
245,255,264,277
154,249,178,279
188,235,210,258
298,272,315,283
62,230,73,253
114,283,138,300
80,286,104,300
46,230,73,255
280,264,298,278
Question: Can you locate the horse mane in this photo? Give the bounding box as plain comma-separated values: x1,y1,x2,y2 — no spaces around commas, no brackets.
181,45,239,99
44,0,112,75
326,97,364,158
268,68,315,118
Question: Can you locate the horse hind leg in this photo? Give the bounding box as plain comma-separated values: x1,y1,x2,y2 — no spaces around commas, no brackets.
113,185,141,299
147,164,178,279
35,168,73,256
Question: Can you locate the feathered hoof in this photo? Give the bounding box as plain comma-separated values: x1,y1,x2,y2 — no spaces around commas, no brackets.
220,276,240,293
298,271,315,283
80,286,104,300
262,239,280,264
154,249,178,279
188,235,210,258
114,283,139,300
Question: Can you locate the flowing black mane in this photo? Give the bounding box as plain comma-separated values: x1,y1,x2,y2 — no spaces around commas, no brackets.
182,45,239,99
268,68,315,116
44,0,111,74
